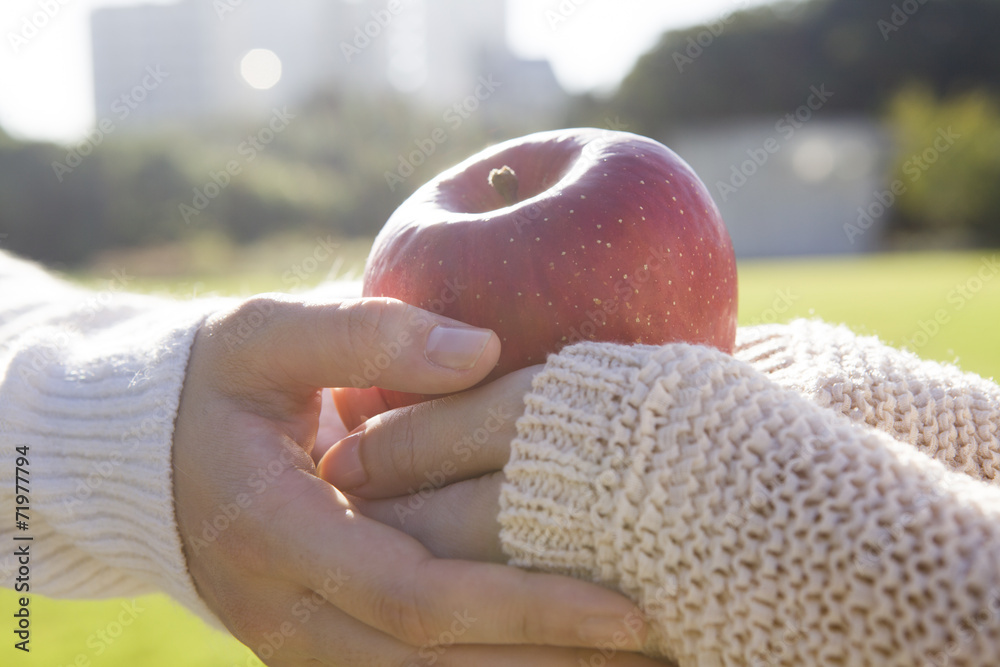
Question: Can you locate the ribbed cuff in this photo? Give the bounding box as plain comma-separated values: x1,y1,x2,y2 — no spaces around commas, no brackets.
499,342,741,586
0,293,230,625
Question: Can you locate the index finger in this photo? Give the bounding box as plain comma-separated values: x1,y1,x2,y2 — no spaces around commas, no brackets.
273,471,648,653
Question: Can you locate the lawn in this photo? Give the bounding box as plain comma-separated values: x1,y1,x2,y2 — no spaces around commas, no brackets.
3,248,998,666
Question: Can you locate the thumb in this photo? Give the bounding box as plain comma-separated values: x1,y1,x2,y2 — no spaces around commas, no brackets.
226,295,500,396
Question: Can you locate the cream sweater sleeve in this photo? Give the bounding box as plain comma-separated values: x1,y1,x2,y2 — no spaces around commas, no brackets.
0,251,231,623
499,336,1000,666
735,319,1000,483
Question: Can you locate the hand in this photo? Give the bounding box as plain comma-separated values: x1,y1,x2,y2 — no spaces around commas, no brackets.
316,369,669,665
318,367,540,563
173,294,655,666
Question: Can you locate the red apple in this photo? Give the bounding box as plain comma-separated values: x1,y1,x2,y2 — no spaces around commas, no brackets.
354,127,737,410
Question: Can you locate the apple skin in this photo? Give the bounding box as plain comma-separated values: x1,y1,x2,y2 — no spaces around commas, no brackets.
362,127,737,408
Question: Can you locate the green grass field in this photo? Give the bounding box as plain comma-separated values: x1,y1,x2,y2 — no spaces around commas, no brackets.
3,249,998,666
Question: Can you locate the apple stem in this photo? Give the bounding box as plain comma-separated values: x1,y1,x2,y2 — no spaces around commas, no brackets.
489,166,519,206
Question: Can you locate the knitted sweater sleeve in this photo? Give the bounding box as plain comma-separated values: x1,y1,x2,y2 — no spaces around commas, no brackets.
498,340,1000,666
0,251,229,622
735,319,1000,483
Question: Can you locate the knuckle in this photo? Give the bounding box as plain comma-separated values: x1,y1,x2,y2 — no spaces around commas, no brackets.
374,580,438,647
501,572,545,644
208,294,286,359
383,412,420,483
346,299,390,351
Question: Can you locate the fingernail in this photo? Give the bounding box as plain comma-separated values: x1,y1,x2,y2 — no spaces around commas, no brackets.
424,326,493,370
321,430,367,491
578,613,646,652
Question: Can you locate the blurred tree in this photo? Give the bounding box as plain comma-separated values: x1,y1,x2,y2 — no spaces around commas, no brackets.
886,85,1000,244
607,0,1000,136
0,140,108,265
0,86,546,266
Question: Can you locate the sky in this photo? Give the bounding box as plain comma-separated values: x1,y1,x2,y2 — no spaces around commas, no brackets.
0,0,778,144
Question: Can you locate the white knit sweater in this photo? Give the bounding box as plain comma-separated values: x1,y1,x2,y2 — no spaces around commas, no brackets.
0,251,226,623
3,250,1000,665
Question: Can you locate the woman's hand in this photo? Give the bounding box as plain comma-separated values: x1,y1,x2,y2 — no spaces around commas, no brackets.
173,295,655,666
318,366,542,562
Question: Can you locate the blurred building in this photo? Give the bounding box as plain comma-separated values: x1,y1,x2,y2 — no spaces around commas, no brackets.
90,0,565,129
666,118,891,257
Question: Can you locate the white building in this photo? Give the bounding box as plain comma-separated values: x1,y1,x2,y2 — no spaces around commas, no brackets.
90,0,564,129
665,118,891,257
